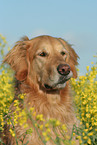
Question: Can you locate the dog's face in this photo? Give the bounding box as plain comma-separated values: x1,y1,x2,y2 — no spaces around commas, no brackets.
31,37,73,90
4,35,78,91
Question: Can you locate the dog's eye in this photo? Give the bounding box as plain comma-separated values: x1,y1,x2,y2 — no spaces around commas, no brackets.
61,51,66,56
39,52,47,57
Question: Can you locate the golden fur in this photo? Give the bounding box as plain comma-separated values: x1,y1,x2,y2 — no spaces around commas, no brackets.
3,35,78,145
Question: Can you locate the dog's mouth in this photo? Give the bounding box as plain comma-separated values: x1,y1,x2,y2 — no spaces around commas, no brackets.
44,84,53,90
44,71,72,90
44,78,69,90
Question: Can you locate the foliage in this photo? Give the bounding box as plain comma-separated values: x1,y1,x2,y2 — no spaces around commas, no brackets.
0,34,97,145
71,63,97,145
0,34,14,134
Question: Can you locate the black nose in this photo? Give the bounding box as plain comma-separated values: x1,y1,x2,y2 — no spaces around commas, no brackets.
57,64,71,76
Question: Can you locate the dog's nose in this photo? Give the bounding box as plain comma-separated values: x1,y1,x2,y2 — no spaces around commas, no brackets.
57,64,71,76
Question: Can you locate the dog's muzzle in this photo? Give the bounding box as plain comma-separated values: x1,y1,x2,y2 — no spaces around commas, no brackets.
44,64,72,90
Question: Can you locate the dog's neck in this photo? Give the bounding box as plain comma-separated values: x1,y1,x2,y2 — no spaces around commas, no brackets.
46,91,60,104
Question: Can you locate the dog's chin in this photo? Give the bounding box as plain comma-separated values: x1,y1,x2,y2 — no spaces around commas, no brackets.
44,82,67,90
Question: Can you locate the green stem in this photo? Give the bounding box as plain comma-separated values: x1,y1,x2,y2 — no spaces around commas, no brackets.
9,116,18,145
53,127,61,145
26,108,46,145
69,124,76,141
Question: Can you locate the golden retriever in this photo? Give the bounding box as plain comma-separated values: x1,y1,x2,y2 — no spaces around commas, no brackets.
3,35,78,145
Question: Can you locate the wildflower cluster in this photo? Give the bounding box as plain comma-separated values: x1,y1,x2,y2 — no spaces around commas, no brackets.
0,35,13,133
0,70,14,133
71,62,97,144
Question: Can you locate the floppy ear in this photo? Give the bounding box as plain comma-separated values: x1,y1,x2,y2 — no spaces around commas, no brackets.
58,38,79,78
3,36,30,81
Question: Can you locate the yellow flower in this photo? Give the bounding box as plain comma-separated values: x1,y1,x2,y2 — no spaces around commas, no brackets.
84,129,88,132
88,132,93,136
36,114,45,121
87,138,91,144
62,124,67,131
79,139,82,144
46,128,51,133
89,126,92,130
42,132,47,137
86,66,89,71
45,123,49,128
55,120,60,126
82,132,85,136
45,136,50,141
91,62,94,64
24,123,28,129
19,94,25,99
95,128,97,131
83,136,88,140
86,113,90,118
30,107,34,112
76,136,81,139
9,129,15,137
33,112,36,116
82,100,87,105
86,123,89,128
39,125,43,130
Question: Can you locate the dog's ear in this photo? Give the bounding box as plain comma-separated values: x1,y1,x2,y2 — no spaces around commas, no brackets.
58,38,79,78
3,36,30,81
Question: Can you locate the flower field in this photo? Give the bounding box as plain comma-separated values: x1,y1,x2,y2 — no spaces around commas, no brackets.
0,34,97,145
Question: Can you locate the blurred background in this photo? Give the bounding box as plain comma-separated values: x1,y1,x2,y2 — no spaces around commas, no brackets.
0,0,97,75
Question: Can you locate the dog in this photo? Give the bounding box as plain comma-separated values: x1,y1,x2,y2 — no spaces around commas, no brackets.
3,35,78,145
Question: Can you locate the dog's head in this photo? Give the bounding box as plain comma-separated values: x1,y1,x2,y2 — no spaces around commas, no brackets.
3,35,78,91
